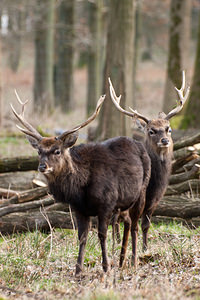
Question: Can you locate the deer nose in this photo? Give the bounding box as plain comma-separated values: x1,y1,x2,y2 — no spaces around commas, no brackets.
161,138,169,146
38,163,47,173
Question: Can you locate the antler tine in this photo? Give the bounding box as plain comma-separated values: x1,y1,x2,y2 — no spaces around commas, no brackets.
129,107,150,124
108,77,149,123
11,91,42,141
108,77,133,118
165,70,190,120
58,94,106,140
14,89,28,117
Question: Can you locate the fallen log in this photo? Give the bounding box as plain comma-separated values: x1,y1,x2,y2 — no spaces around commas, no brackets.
169,164,200,185
1,205,200,235
0,156,38,173
0,210,76,235
0,171,38,190
0,186,48,208
0,188,20,198
165,179,200,196
154,195,200,219
175,157,200,174
0,197,54,218
173,132,200,151
172,153,199,174
173,146,197,160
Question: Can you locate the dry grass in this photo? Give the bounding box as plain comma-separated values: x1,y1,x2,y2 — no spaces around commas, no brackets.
0,222,200,300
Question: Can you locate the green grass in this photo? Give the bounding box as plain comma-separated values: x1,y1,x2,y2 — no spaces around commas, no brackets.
0,223,200,299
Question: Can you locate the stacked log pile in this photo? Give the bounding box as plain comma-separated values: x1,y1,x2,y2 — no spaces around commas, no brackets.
0,132,200,234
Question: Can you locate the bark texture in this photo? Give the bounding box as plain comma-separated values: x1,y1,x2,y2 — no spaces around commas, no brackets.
97,0,135,139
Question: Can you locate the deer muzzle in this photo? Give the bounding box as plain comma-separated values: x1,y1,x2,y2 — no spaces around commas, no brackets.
157,138,171,148
38,163,53,174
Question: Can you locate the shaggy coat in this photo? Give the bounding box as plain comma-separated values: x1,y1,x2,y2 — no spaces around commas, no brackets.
30,135,151,274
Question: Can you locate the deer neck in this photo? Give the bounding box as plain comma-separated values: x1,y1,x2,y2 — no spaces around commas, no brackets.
145,139,173,164
47,146,90,204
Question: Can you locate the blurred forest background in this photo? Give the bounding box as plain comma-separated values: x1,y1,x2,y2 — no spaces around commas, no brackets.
0,0,200,143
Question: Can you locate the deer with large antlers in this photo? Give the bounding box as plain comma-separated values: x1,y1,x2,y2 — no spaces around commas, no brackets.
109,71,190,267
11,93,151,275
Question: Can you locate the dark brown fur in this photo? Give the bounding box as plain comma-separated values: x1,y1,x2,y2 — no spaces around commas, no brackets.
141,119,173,250
115,118,173,267
28,134,151,275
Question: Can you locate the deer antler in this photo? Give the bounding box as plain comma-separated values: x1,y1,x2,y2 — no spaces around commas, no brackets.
11,91,43,141
108,78,150,124
165,70,190,120
58,94,106,140
11,92,105,141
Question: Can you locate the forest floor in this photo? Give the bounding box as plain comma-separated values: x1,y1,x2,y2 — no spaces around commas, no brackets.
0,223,200,300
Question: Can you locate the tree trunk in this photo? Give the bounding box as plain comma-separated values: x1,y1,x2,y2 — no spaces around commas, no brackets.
97,0,135,140
8,7,22,72
182,12,200,128
87,0,103,116
0,35,2,128
133,0,141,104
55,0,74,111
34,0,55,113
163,0,190,113
44,0,55,111
34,1,47,112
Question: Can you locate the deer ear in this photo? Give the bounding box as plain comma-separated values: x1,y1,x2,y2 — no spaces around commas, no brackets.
61,132,79,148
135,119,146,133
26,135,39,149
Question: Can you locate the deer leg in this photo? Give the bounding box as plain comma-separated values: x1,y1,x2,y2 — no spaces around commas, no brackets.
111,211,120,250
75,212,90,275
98,217,110,272
119,215,131,268
130,194,146,267
141,209,152,252
115,222,121,244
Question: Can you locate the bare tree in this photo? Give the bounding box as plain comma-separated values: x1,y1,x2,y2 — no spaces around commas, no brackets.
163,0,191,113
87,0,103,116
97,0,135,139
7,5,23,72
182,11,200,128
55,0,74,111
0,36,2,127
34,0,55,113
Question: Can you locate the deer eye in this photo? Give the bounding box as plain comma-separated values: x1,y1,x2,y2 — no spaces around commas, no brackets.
54,149,61,155
149,129,156,135
168,127,172,134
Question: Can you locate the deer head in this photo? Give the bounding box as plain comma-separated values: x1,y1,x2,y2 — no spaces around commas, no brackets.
109,71,190,160
11,92,105,178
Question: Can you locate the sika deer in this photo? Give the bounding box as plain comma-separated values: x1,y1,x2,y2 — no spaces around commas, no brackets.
11,92,151,275
109,71,190,266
